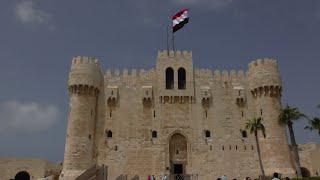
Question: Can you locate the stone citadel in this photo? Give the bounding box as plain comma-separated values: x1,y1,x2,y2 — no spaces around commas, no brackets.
0,51,319,180
58,50,300,180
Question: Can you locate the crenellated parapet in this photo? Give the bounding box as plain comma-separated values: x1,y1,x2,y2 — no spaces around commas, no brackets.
247,58,282,97
68,56,102,92
212,70,246,82
104,68,156,84
157,50,192,60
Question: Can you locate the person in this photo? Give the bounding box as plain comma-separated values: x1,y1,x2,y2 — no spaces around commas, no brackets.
272,172,280,180
152,175,156,180
148,175,151,180
162,174,168,180
221,175,228,180
245,177,251,180
284,177,290,180
217,178,221,180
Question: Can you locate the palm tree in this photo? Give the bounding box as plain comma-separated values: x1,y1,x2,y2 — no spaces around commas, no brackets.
305,117,320,135
279,105,305,178
245,117,266,177
305,104,320,135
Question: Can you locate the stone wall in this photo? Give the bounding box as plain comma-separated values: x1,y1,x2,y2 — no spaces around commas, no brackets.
61,50,297,180
0,157,60,180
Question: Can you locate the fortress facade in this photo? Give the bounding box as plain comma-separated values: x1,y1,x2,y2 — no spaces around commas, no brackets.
60,50,296,180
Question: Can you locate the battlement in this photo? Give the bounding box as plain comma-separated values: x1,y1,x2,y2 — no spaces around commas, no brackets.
194,69,246,82
157,50,192,59
104,68,156,81
72,56,100,66
248,58,278,70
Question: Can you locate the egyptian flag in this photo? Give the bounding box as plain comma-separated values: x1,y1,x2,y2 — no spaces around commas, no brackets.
172,9,189,33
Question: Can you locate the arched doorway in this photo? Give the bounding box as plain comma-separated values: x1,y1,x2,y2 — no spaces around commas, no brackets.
169,133,187,177
301,167,311,177
15,171,30,180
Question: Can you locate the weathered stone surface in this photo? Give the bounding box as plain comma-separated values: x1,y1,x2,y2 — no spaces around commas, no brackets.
60,51,318,180
0,157,60,180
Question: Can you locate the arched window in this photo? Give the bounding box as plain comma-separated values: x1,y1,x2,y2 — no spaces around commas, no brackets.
107,130,112,138
178,67,186,89
165,67,174,89
205,130,211,138
242,130,248,138
152,130,157,138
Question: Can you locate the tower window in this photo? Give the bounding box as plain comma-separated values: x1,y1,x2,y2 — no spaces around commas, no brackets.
178,67,186,89
153,110,156,118
152,130,157,138
165,67,174,89
260,109,263,116
205,130,211,138
107,130,112,138
241,130,248,138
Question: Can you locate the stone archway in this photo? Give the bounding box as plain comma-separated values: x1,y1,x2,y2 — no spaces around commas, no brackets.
15,171,30,180
169,133,187,176
301,167,311,177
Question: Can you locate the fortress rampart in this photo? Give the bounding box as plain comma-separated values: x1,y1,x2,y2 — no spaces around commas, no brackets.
60,51,296,180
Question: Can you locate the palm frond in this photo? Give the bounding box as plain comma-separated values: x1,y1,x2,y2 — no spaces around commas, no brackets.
279,105,305,125
245,117,266,137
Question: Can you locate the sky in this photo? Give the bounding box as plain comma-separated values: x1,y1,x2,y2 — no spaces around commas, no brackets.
0,0,320,163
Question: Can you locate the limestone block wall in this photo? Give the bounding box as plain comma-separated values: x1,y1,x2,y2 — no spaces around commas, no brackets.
0,158,60,180
61,51,298,180
299,143,320,176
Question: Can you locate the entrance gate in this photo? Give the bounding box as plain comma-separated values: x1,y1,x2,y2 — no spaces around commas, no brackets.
169,133,187,180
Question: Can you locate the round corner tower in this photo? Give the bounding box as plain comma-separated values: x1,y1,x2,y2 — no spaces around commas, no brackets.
247,58,295,176
60,56,102,180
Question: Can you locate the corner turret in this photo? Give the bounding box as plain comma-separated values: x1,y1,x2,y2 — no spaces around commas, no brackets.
247,58,295,176
61,56,103,180
248,58,282,97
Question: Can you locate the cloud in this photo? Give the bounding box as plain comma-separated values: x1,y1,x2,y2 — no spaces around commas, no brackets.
173,0,233,10
0,100,61,134
15,0,51,25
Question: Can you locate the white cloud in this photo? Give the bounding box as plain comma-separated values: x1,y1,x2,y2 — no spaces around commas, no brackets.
0,100,60,134
15,1,51,24
173,0,233,10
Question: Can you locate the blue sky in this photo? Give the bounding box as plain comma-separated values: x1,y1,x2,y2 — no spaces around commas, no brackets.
0,0,319,163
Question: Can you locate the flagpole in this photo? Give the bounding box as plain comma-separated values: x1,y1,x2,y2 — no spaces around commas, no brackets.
172,27,175,53
166,25,169,56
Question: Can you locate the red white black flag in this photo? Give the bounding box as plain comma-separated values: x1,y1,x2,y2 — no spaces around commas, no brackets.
172,9,189,33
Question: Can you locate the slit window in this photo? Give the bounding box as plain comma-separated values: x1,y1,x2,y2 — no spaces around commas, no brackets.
107,130,113,138
205,130,211,138
178,67,186,89
165,67,174,89
152,130,157,138
242,130,248,138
